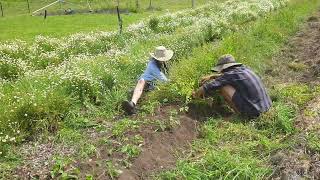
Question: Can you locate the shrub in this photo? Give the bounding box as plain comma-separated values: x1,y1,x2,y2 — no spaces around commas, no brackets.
256,103,296,134
0,57,27,81
148,17,160,32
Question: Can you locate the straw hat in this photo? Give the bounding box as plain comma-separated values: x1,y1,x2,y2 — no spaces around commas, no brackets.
150,46,174,62
211,54,242,72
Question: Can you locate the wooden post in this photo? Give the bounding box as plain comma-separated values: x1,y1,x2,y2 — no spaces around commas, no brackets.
0,2,3,17
116,6,122,34
44,9,47,19
26,0,30,13
192,0,195,8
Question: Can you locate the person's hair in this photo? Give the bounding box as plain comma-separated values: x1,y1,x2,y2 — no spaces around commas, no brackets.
154,59,169,74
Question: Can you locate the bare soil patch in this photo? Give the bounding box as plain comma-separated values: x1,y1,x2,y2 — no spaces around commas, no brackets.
118,114,198,179
67,105,200,179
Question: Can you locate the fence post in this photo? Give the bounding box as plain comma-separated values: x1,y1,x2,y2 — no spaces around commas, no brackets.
44,9,47,19
192,0,195,8
0,2,4,17
26,0,30,13
149,0,152,9
116,6,122,34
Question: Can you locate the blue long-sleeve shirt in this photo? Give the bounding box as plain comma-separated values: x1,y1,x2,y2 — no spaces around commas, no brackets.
139,59,168,82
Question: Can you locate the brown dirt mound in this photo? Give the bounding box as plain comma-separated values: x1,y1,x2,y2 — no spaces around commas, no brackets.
118,115,198,179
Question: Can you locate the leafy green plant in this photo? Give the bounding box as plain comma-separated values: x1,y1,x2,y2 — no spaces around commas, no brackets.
307,131,320,153
121,144,141,158
50,157,77,179
111,119,140,137
275,84,314,107
149,17,160,32
106,161,121,179
256,103,296,134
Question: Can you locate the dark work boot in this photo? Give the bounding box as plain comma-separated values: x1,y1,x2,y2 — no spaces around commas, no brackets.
122,100,136,115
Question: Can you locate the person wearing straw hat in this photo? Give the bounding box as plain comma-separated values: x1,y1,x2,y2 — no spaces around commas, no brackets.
122,46,174,115
193,54,272,118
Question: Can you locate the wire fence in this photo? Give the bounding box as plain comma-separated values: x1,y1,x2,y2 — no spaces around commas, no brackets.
0,0,211,17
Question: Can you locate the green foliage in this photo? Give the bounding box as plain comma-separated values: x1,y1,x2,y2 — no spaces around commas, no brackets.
50,157,78,179
111,119,141,137
307,130,320,153
256,103,296,134
0,58,26,81
106,161,121,179
149,16,160,32
287,62,307,71
274,83,315,107
121,144,141,158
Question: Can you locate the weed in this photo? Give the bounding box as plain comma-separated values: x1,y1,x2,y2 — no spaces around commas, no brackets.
274,83,314,107
80,144,97,158
149,17,160,32
50,157,77,179
307,130,320,153
287,62,307,71
121,144,141,158
132,134,144,145
256,103,296,134
86,174,94,180
111,119,141,137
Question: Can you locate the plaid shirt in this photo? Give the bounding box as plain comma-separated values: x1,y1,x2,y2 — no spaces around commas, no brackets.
203,65,272,115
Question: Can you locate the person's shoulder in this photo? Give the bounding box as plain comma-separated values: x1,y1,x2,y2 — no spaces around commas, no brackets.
145,58,154,66
147,58,157,64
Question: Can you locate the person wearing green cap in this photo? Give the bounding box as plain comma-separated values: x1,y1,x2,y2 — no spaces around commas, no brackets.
192,54,272,118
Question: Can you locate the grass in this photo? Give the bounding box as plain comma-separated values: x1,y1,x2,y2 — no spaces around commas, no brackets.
0,0,212,42
0,0,284,153
0,0,305,178
0,0,211,16
0,12,153,42
154,0,320,178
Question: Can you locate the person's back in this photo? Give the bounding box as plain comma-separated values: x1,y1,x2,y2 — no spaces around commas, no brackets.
220,66,272,116
194,54,272,118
